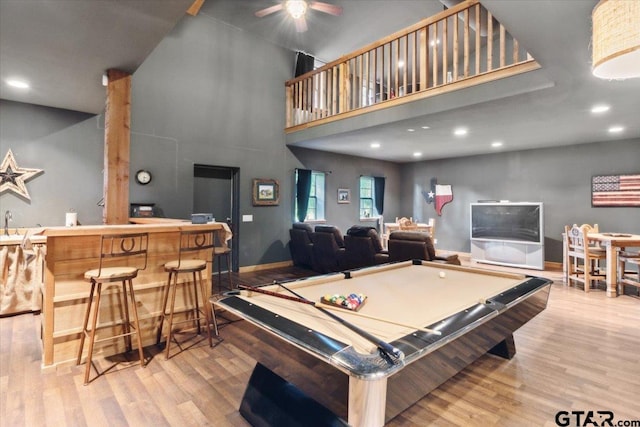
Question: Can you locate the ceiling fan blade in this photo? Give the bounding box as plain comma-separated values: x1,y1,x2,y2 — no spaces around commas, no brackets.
309,1,343,16
294,16,308,32
255,4,283,18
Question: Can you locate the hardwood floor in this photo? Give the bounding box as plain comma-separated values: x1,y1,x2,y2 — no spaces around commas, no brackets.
1,263,638,427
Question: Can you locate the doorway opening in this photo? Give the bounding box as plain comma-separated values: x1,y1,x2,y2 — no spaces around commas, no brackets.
193,164,240,276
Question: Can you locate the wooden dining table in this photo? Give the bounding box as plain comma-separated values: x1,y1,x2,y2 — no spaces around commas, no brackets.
588,232,640,297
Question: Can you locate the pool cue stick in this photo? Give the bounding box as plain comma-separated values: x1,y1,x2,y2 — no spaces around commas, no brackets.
318,303,442,335
238,284,316,304
238,284,404,361
257,280,439,334
270,283,405,362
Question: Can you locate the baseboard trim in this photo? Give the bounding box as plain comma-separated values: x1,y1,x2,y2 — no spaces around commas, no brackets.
239,260,293,273
239,255,561,274
436,250,561,272
544,261,562,271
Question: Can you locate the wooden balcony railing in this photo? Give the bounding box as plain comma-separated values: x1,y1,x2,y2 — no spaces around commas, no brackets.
285,0,539,132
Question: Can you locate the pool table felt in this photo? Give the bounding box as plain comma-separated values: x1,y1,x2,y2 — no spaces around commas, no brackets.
234,262,528,354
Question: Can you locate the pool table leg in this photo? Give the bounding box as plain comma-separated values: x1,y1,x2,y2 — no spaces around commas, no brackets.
488,333,516,359
348,376,387,427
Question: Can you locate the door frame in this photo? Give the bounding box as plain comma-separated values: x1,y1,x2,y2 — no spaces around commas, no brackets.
194,164,240,272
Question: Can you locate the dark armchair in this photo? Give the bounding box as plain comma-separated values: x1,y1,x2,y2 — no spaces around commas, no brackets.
311,225,346,273
343,226,389,270
388,231,460,265
289,223,315,269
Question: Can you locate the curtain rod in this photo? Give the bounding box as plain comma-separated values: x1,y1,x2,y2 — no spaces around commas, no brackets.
295,168,332,174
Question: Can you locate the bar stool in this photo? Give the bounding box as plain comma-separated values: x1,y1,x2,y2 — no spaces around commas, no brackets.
156,229,216,360
213,227,233,292
77,232,149,385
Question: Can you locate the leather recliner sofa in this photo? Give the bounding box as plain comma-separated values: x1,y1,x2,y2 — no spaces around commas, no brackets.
311,225,346,273
388,231,460,265
289,223,315,270
343,226,389,270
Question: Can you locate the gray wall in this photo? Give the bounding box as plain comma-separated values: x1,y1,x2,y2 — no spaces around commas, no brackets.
127,15,296,266
400,139,640,262
0,15,402,267
0,100,102,227
289,147,402,233
2,13,638,268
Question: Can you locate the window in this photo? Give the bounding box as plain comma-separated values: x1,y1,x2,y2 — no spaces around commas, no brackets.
295,170,325,221
359,176,376,219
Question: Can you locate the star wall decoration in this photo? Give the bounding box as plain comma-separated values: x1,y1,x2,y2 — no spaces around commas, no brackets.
0,149,44,201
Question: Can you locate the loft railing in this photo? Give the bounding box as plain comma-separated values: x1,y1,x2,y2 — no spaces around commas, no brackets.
285,0,539,132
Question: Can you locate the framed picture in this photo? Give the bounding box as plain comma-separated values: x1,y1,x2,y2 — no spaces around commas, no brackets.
253,178,280,206
337,188,351,204
591,173,640,207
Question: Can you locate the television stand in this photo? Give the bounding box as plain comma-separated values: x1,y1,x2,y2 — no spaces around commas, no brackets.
470,238,544,270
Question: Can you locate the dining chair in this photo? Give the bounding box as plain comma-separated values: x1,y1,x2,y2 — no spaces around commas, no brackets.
213,226,233,292
565,224,606,292
618,250,640,294
427,217,436,239
398,217,418,230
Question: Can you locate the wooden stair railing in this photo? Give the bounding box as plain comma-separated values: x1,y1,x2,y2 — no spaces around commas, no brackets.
285,0,539,132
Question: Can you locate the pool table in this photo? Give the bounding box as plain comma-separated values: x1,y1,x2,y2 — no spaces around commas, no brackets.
213,260,552,427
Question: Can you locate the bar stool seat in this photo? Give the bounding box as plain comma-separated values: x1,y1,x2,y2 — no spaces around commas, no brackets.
156,229,216,360
77,232,149,385
164,259,206,271
84,266,138,280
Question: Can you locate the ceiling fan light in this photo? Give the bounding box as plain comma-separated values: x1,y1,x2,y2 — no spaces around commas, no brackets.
286,1,308,19
592,0,640,80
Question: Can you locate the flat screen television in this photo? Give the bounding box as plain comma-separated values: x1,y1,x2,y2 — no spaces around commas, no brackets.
470,202,543,244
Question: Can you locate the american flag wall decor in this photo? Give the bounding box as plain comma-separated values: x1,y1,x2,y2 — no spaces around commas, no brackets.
591,174,640,207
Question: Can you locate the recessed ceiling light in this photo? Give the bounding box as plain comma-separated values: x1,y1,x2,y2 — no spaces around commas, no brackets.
413,152,422,157
454,128,468,136
398,60,405,68
421,126,430,129
407,128,415,132
491,141,503,148
6,79,29,89
608,125,624,133
591,104,610,114
370,142,381,148
430,39,440,46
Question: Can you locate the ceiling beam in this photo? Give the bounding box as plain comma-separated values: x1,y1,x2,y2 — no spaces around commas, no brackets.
186,0,205,16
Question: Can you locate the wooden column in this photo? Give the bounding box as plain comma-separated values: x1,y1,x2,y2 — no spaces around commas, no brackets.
103,69,131,225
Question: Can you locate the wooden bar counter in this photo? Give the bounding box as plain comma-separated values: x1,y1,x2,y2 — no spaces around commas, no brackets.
40,221,231,368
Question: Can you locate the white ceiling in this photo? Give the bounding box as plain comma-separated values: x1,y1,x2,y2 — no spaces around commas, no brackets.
1,0,639,163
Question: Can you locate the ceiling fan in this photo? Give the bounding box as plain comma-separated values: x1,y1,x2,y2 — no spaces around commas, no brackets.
255,1,343,32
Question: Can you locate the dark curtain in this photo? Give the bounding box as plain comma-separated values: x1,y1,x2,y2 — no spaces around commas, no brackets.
295,52,315,77
374,176,385,215
296,169,312,222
